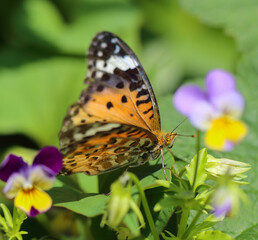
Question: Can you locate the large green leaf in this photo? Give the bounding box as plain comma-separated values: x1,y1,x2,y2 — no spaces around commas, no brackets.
0,58,85,146
179,0,258,52
140,0,237,76
235,223,258,240
54,194,108,217
13,0,142,54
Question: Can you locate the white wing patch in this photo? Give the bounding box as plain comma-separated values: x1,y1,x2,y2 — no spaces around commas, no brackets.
96,55,139,74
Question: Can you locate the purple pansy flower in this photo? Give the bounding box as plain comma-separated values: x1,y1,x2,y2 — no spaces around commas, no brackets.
211,181,245,219
0,146,62,217
173,69,247,151
212,186,233,218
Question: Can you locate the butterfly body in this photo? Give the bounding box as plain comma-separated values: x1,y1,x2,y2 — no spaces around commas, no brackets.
59,32,177,176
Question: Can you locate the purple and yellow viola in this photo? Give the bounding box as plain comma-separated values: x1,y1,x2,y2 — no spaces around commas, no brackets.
0,146,62,217
173,69,247,151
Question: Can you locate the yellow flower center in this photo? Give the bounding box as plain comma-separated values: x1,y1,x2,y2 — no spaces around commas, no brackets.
205,116,247,151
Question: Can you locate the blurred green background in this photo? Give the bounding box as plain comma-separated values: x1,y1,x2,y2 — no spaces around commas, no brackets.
0,0,257,239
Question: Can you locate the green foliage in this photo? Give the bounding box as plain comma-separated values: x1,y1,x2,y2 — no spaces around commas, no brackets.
186,148,208,192
194,230,234,240
0,204,27,240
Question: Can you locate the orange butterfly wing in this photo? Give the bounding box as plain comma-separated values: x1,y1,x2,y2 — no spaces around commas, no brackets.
59,32,162,175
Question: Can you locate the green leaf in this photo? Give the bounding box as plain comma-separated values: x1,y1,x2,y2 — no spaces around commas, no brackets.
140,0,237,76
0,57,85,146
186,148,208,191
179,0,258,52
194,230,234,240
76,173,99,193
122,211,141,237
14,0,142,54
235,223,258,240
161,230,177,239
187,215,221,240
54,194,108,217
0,215,8,231
0,204,13,229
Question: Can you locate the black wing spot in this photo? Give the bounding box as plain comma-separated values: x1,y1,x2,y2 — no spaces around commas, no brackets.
97,85,104,92
121,95,127,103
91,71,96,78
101,73,110,81
83,95,91,104
107,102,114,109
109,137,117,144
81,119,86,123
116,82,124,89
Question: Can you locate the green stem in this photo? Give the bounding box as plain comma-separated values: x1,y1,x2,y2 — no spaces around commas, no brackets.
192,130,200,191
178,167,186,178
182,195,211,239
128,173,160,240
177,208,189,238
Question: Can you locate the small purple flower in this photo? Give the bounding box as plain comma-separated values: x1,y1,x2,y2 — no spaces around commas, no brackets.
0,146,62,217
212,186,232,218
173,69,247,151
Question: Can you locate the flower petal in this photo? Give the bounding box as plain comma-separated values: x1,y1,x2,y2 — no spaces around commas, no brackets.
210,90,245,118
29,207,40,218
206,69,236,97
3,173,28,199
173,85,207,116
29,165,55,190
213,198,232,218
205,117,247,151
14,187,52,217
0,155,28,182
33,146,62,175
189,100,219,130
225,119,248,143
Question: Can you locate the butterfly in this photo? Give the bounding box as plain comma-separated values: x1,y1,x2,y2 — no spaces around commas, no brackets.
59,31,178,176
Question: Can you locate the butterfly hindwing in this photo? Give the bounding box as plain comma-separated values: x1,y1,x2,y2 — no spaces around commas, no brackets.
60,122,158,175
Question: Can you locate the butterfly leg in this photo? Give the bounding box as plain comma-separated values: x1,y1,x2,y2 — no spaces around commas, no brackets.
161,148,167,181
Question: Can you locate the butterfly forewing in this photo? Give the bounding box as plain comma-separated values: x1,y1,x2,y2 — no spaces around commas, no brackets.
85,31,161,132
59,31,162,175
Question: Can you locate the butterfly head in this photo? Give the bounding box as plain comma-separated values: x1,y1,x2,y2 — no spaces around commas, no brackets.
164,132,177,149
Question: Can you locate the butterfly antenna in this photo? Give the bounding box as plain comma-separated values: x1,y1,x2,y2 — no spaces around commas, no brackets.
176,133,196,138
171,117,188,133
